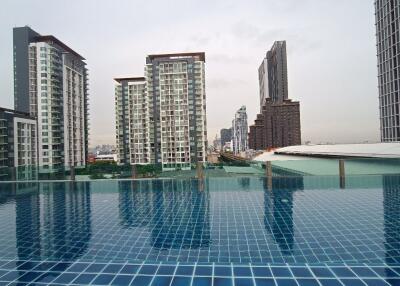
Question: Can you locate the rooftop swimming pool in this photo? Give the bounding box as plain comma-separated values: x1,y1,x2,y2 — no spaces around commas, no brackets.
0,176,399,285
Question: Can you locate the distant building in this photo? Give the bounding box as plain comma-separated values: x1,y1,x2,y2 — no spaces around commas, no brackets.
95,154,118,162
248,113,265,150
222,141,232,152
13,26,89,171
115,52,207,170
261,98,301,148
91,144,116,155
220,128,232,146
258,41,288,109
375,1,400,141
0,107,37,180
212,135,221,151
249,41,301,150
232,106,248,155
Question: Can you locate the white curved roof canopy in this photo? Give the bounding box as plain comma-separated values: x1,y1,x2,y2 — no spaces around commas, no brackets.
274,143,400,158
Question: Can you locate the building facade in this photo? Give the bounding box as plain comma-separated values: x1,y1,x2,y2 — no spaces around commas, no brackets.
248,113,265,151
375,0,400,141
249,41,301,150
115,77,149,165
0,107,37,180
232,106,248,155
115,52,207,170
261,99,301,148
13,26,89,171
258,41,288,107
220,128,232,146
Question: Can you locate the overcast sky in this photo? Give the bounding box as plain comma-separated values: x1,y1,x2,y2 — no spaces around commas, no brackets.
0,0,379,146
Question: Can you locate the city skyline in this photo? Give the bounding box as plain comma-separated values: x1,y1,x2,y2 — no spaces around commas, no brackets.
0,0,379,146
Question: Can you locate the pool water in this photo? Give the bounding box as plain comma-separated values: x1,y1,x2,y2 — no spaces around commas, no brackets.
0,176,399,285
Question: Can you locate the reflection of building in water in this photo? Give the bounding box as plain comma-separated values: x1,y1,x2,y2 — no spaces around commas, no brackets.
40,182,91,260
1,182,92,264
238,177,250,190
263,177,303,255
118,180,155,228
0,182,17,204
382,175,400,265
15,182,41,260
118,179,210,250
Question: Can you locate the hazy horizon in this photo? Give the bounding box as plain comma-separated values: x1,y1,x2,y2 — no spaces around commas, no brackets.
0,0,380,147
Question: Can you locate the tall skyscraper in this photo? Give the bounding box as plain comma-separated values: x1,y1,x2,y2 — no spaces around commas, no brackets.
13,26,89,170
232,106,248,155
258,41,288,108
249,41,301,150
375,0,400,141
115,52,207,170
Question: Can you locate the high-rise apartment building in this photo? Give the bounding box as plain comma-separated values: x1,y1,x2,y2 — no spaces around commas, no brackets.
232,106,248,155
0,107,37,180
115,52,207,170
115,77,149,165
249,41,301,150
13,26,89,170
375,0,400,141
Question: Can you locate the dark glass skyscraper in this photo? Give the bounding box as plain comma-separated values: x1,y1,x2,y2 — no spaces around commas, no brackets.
258,41,288,107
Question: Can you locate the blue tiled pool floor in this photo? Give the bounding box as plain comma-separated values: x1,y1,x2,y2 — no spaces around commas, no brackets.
0,260,399,286
0,176,399,285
